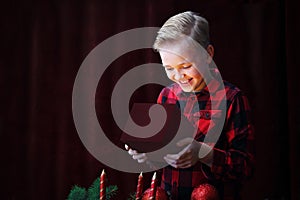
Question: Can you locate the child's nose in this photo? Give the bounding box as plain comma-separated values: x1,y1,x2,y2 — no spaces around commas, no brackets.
174,70,184,80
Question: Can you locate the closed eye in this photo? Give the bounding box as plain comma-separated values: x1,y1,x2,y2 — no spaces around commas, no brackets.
166,67,174,71
182,64,192,69
163,65,174,71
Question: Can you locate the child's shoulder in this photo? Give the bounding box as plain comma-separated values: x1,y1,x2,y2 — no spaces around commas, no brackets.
223,80,247,102
160,83,182,96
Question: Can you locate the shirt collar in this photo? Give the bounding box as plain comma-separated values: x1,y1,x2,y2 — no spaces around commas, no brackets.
201,78,221,95
176,77,221,98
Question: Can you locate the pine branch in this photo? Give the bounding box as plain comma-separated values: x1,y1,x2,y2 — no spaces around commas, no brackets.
127,192,136,200
67,185,87,200
87,177,118,200
87,177,100,200
106,185,118,199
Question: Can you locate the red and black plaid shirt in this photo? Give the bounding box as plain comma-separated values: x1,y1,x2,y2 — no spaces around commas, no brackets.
157,78,255,199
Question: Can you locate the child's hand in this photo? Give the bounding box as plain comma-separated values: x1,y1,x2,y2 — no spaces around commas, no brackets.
163,138,213,168
125,144,148,163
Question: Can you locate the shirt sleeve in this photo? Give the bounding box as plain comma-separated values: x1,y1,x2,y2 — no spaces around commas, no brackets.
209,92,255,182
156,86,178,105
157,89,164,104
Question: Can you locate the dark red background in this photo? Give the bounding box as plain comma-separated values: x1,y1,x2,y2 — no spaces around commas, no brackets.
1,0,299,199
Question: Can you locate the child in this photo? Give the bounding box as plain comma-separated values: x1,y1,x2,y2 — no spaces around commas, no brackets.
127,11,255,200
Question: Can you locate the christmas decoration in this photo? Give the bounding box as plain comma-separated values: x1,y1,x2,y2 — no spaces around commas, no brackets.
67,171,118,200
127,192,137,200
67,170,171,200
149,172,157,199
135,172,144,199
191,183,220,200
87,177,117,200
67,185,87,200
100,169,106,200
142,187,169,200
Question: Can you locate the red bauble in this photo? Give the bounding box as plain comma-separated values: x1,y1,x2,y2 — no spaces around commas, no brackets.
191,183,220,200
142,187,169,200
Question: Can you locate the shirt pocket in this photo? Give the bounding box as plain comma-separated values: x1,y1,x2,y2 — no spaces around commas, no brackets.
192,110,223,139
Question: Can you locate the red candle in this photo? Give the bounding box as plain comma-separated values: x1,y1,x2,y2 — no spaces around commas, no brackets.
100,169,106,200
135,172,144,199
149,172,157,200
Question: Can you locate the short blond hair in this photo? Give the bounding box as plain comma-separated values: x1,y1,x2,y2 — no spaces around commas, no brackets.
153,11,210,51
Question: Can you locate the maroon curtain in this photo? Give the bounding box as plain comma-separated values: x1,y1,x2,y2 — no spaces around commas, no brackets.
1,0,299,199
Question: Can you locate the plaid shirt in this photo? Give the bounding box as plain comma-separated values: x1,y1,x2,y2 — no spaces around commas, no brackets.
157,78,255,199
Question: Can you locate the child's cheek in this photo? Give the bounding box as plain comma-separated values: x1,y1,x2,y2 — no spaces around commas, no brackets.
166,71,174,81
189,69,203,78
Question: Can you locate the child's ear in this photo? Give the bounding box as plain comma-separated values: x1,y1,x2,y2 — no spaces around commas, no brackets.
206,45,214,64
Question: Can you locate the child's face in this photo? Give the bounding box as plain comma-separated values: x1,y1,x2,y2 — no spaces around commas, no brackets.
159,45,206,92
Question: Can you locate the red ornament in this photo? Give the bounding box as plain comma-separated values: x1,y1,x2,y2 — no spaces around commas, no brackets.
191,183,220,200
142,187,169,200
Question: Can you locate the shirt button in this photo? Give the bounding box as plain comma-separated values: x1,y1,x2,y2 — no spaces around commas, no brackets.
205,112,210,118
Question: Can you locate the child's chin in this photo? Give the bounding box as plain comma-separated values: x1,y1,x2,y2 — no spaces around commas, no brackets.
181,87,193,92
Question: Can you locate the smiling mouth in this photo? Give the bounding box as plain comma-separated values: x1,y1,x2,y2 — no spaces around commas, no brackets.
179,78,192,85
